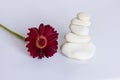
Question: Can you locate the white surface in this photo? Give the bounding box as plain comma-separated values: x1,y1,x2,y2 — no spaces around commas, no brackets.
0,0,120,80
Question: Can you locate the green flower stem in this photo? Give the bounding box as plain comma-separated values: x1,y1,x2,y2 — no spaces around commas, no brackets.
0,24,25,40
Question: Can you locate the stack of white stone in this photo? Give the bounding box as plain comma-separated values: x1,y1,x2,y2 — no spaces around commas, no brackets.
61,12,96,60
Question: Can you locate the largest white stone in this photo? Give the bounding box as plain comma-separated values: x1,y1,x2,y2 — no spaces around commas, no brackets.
61,42,96,60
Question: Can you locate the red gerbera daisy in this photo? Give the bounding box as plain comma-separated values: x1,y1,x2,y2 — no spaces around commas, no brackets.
0,23,58,59
25,24,59,59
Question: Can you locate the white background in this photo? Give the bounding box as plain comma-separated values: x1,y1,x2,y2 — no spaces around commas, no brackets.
0,0,120,80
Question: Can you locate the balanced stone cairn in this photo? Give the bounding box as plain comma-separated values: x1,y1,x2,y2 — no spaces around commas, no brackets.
61,12,96,60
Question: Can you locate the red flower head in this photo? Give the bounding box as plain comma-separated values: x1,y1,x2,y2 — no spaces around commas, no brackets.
25,24,59,59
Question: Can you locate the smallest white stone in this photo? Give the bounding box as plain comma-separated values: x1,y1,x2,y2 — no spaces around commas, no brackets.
77,12,90,21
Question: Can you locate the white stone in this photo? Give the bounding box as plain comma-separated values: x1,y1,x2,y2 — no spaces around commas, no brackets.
65,32,91,43
77,12,90,21
71,18,91,27
61,42,96,60
61,12,96,60
70,24,89,36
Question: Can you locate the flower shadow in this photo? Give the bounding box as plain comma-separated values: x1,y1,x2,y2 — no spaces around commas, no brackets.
10,35,30,57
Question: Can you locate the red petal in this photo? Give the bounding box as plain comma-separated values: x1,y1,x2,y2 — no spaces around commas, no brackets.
47,33,58,42
44,25,54,36
38,49,44,59
47,41,58,49
43,46,56,58
39,24,45,35
25,27,39,42
30,47,38,58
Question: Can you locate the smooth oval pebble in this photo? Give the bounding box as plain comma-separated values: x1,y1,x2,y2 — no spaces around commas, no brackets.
77,12,90,21
65,32,91,43
71,18,91,27
70,24,89,36
61,42,96,60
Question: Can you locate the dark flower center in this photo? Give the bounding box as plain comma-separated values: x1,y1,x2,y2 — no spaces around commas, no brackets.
36,35,47,49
